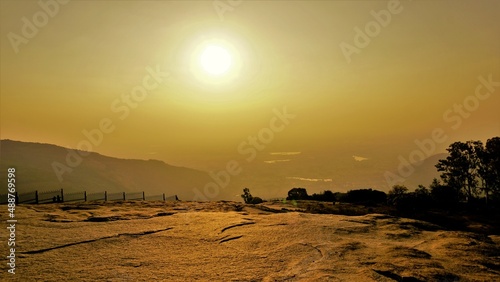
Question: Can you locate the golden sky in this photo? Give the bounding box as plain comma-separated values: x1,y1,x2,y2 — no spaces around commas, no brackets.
1,0,499,196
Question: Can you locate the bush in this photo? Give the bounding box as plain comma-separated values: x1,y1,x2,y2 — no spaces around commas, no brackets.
241,188,263,204
431,183,459,209
345,189,387,206
241,188,253,204
287,188,309,200
250,197,263,204
311,190,336,202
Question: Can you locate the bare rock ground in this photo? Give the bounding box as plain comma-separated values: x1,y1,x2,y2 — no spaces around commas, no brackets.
1,201,499,281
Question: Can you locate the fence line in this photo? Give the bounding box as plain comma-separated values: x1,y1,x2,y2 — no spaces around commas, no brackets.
64,191,86,203
126,191,144,200
18,191,38,204
38,189,63,204
0,189,177,205
165,195,179,201
145,194,165,201
107,192,125,201
87,191,106,202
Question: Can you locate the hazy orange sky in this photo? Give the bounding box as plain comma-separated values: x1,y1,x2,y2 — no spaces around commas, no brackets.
1,1,499,197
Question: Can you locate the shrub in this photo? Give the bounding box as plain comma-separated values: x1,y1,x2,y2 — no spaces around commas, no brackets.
241,188,263,204
250,197,263,204
345,189,387,206
287,188,310,200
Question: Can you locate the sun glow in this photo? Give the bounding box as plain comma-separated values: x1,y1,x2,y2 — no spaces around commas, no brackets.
199,45,232,76
190,39,241,85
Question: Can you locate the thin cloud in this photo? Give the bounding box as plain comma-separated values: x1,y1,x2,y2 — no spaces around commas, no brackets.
270,152,301,156
353,155,368,161
264,159,291,164
287,177,332,182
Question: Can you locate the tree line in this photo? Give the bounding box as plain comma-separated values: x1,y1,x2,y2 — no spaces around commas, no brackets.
243,137,500,212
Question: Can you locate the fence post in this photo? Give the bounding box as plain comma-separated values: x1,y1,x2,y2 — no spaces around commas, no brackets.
35,190,39,204
61,189,64,203
163,193,165,201
123,192,126,200
143,191,145,201
84,191,87,202
105,191,107,201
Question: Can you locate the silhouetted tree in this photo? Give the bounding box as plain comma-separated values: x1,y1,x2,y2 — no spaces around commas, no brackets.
387,185,408,206
477,137,500,205
413,185,432,210
436,141,483,203
429,178,459,209
414,184,430,197
287,188,309,200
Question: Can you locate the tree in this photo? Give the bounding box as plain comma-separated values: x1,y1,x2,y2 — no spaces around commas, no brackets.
435,141,483,203
429,178,459,209
414,184,430,197
287,188,309,200
477,137,500,204
413,185,432,210
486,137,500,201
387,185,408,206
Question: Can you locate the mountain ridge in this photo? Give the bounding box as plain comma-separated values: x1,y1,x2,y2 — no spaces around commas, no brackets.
0,139,212,200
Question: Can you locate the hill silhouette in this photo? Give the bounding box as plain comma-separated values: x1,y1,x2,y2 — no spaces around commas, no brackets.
396,153,444,189
0,140,212,200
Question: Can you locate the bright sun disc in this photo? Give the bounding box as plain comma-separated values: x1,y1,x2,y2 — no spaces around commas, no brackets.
199,45,232,76
190,38,242,86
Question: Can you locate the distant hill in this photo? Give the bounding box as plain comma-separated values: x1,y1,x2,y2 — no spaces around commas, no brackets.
0,140,212,200
0,140,448,201
402,153,445,188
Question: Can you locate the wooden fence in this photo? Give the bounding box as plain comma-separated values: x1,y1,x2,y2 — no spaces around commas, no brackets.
0,189,177,205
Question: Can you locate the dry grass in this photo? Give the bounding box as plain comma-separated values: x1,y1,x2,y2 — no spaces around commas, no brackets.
1,201,499,281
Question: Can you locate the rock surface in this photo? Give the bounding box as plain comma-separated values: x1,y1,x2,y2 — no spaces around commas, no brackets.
2,201,499,281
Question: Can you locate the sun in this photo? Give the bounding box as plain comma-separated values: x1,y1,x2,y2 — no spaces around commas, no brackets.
190,38,241,85
199,45,232,76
